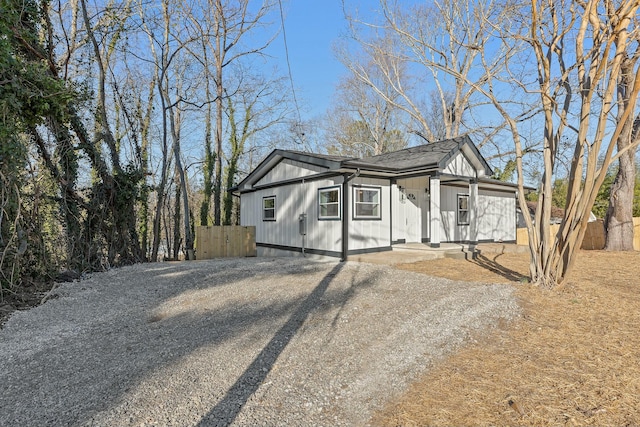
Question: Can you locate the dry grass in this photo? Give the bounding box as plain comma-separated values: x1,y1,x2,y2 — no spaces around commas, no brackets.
372,250,640,426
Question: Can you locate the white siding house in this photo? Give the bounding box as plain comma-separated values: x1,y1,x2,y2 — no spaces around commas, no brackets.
233,136,521,259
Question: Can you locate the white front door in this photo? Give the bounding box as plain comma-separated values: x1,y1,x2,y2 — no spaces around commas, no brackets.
404,189,422,242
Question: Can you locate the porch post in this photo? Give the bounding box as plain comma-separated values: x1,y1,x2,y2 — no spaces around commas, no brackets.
341,173,349,261
469,179,478,244
429,174,441,248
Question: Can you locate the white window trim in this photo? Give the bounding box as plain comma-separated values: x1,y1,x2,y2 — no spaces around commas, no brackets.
353,186,382,220
457,193,470,226
263,196,276,221
318,186,341,220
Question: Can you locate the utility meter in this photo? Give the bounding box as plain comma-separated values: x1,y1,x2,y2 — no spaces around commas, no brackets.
299,213,307,236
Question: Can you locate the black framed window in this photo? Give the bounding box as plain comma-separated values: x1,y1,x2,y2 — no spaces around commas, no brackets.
353,187,381,219
457,194,470,225
318,186,341,220
263,196,276,221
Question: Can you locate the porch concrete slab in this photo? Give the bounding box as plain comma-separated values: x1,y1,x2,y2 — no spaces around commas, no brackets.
394,242,479,260
347,249,438,265
393,242,473,253
348,242,528,266
394,242,529,255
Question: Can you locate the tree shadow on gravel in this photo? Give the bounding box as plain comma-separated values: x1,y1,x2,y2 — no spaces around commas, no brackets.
1,258,383,427
195,262,344,427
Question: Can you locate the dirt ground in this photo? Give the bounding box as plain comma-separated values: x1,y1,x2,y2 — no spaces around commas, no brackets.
372,250,640,426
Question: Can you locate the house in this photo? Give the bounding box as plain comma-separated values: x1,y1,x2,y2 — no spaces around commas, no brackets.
232,136,521,260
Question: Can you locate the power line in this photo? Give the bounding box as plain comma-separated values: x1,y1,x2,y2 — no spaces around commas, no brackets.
277,0,304,140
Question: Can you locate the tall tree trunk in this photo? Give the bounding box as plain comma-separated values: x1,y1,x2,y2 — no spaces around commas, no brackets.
150,0,172,262
200,39,214,226
150,110,169,262
167,85,193,260
172,169,182,260
138,78,155,260
604,149,636,250
605,58,639,251
201,86,215,226
213,41,223,226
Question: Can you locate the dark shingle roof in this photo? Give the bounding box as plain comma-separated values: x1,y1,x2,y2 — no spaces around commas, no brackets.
233,136,493,192
344,137,462,171
284,150,357,163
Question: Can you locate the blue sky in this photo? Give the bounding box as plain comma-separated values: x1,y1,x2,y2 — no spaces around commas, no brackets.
266,1,353,119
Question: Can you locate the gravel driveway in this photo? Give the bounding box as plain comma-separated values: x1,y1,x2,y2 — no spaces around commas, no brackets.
0,258,519,426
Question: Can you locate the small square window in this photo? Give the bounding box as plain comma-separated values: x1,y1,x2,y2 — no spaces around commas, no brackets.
263,196,275,221
319,187,341,220
353,187,381,219
457,194,470,225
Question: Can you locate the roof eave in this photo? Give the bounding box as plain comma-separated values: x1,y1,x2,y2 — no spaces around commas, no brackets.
236,149,350,191
342,160,440,174
477,176,536,191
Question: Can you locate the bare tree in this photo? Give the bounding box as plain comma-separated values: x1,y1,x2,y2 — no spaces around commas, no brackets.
222,70,291,224
140,0,199,261
189,0,277,226
492,0,640,287
325,67,408,157
342,0,521,146
351,0,640,287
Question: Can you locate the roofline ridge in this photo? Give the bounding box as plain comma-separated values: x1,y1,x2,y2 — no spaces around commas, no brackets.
276,149,358,162
359,136,466,160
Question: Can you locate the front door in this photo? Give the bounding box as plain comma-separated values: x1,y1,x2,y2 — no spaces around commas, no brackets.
404,189,422,242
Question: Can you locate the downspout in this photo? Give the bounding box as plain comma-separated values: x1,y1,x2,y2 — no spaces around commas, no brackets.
301,178,306,257
341,168,360,261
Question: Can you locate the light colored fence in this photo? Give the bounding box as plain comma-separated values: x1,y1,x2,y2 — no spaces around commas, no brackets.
195,226,256,259
516,218,640,250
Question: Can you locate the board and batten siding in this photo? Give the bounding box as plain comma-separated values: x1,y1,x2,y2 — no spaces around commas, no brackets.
477,189,516,242
439,185,470,242
348,177,392,250
442,152,476,178
255,159,326,186
438,185,516,243
240,177,343,253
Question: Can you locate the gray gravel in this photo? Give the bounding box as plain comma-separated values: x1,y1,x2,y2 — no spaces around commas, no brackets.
0,257,520,426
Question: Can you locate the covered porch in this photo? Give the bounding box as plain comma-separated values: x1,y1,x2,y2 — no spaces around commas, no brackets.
393,174,482,247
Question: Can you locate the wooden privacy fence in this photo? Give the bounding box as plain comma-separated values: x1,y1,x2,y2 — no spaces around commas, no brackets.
195,226,256,259
516,218,640,250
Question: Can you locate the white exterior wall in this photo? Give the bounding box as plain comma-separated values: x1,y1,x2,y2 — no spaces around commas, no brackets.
435,185,516,243
442,152,475,177
256,159,326,186
477,189,516,242
240,176,344,253
440,185,470,242
348,177,392,250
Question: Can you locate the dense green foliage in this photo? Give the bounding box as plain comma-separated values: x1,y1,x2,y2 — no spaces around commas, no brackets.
535,170,640,219
0,0,75,290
